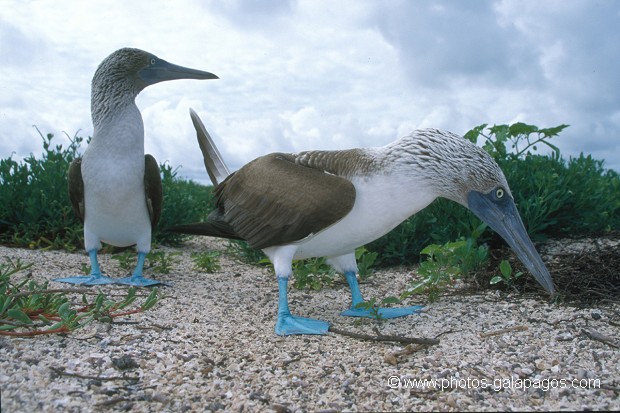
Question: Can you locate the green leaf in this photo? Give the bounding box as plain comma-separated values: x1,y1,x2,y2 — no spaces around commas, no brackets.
463,124,487,144
354,300,374,310
420,244,440,257
57,302,74,320
37,314,53,324
381,296,401,305
499,260,512,278
539,124,569,137
490,276,503,285
509,122,538,137
141,289,159,311
47,321,65,330
0,297,13,314
7,308,33,324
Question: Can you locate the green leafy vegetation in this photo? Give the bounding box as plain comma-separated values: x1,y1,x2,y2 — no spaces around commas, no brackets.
1,123,618,303
353,296,401,321
229,246,378,291
369,122,619,266
145,250,182,274
289,247,378,290
291,257,336,290
156,163,215,245
0,258,159,336
490,260,524,291
0,129,214,249
0,129,83,250
356,246,378,279
110,249,181,274
226,240,267,265
402,232,489,303
392,123,618,300
191,250,221,273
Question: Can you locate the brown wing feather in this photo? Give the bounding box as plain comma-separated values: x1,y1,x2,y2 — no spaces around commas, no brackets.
215,153,356,249
67,158,85,222
144,154,163,230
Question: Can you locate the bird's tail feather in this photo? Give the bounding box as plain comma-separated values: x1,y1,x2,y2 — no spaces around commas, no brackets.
189,108,230,186
167,221,243,242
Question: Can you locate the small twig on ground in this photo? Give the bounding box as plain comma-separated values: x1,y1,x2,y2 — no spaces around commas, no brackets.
7,288,92,298
480,325,528,338
281,356,302,367
582,328,620,349
49,366,139,382
94,397,132,408
328,326,439,345
136,323,173,331
430,328,458,339
0,326,69,336
384,344,429,365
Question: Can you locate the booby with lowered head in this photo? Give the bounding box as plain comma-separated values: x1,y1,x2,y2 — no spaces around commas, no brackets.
54,48,218,287
171,110,555,335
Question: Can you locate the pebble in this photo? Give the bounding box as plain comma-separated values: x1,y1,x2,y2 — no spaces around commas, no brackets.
0,240,618,412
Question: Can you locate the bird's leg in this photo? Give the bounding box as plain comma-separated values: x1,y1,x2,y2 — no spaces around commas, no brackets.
53,249,117,285
340,271,423,318
116,252,168,287
275,276,329,335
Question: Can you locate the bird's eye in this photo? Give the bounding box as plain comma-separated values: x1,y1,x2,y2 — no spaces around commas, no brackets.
495,188,504,199
150,58,156,65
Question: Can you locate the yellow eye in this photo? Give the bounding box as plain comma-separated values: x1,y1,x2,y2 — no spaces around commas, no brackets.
496,188,504,199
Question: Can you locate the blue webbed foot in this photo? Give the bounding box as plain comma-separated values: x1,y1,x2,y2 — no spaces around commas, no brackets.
276,313,329,335
116,275,168,287
115,252,169,287
53,275,117,285
341,305,423,318
275,276,329,335
340,271,423,319
54,249,116,285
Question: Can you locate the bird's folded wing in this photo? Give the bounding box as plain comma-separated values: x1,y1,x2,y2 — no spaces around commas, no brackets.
144,154,163,230
67,158,85,223
216,152,356,249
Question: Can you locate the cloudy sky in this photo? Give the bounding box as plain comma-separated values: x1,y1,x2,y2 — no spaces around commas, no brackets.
1,0,619,184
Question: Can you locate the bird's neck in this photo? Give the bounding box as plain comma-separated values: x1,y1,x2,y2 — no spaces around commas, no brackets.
89,102,145,157
91,77,141,130
382,135,469,207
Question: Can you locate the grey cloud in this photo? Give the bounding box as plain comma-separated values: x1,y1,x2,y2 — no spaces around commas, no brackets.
0,18,50,68
371,0,541,88
207,0,295,29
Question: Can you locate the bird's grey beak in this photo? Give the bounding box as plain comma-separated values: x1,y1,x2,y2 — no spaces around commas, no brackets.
139,59,218,86
467,190,555,296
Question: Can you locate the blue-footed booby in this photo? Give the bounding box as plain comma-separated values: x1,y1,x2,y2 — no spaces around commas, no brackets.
171,110,555,335
54,48,217,287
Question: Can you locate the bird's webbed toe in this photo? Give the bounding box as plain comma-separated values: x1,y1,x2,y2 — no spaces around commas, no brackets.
275,313,330,335
53,275,117,285
341,304,423,319
115,275,168,287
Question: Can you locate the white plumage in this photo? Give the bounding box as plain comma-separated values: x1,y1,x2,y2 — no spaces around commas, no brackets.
55,48,217,286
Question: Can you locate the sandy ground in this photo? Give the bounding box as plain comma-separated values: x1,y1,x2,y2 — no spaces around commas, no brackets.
0,237,618,412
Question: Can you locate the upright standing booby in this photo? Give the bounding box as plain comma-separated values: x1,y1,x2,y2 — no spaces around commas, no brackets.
54,48,217,286
171,110,555,335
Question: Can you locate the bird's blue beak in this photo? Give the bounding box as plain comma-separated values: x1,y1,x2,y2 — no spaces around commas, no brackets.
138,58,218,86
467,189,555,295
